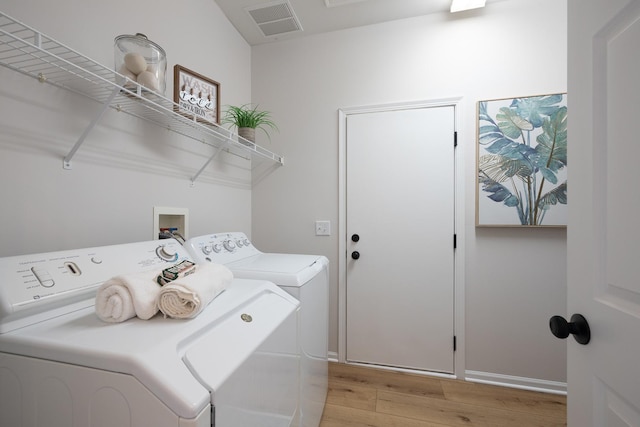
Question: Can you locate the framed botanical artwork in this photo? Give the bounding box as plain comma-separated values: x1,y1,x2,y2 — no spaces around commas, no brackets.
173,65,220,124
476,93,567,227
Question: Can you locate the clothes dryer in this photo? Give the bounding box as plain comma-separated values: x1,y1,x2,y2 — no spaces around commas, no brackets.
185,232,328,427
0,239,299,427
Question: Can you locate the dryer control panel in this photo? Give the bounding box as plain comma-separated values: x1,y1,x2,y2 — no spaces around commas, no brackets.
0,239,191,333
185,232,261,264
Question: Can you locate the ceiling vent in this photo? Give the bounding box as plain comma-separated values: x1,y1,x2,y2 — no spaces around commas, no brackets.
324,0,370,7
245,1,303,37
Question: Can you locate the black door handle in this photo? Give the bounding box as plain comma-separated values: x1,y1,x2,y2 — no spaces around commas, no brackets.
351,234,360,242
351,251,360,260
549,314,591,345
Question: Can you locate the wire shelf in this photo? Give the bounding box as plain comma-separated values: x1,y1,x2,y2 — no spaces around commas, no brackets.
0,11,283,181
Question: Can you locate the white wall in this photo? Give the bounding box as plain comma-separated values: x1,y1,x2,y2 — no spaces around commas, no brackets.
0,0,253,256
251,0,568,387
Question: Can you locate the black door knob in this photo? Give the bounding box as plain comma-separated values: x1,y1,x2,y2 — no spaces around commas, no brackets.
351,251,360,260
351,234,360,242
549,313,591,345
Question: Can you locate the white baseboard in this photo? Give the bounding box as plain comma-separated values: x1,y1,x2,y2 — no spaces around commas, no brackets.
465,370,567,395
328,351,338,362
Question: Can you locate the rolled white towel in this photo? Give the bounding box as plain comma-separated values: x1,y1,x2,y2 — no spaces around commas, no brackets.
95,269,162,322
157,263,233,319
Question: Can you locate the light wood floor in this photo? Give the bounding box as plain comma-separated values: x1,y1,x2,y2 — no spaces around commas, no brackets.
319,362,566,427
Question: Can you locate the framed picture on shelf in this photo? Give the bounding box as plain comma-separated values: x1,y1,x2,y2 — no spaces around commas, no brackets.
476,93,567,227
173,65,220,125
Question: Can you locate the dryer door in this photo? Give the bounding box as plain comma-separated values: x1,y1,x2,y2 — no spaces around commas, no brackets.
183,288,299,427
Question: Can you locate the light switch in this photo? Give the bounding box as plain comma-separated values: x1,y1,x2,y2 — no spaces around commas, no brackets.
315,220,331,236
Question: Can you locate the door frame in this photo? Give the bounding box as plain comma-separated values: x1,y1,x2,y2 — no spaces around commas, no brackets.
337,97,466,379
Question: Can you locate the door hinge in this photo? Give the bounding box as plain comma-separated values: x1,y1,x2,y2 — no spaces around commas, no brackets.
453,233,457,249
453,335,457,351
454,131,458,147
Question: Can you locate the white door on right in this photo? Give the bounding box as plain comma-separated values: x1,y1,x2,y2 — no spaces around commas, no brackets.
567,0,640,425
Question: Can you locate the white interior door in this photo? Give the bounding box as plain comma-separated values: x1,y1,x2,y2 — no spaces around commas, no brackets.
345,105,455,374
567,0,640,425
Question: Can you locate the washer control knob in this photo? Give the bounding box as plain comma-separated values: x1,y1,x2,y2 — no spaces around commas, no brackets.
202,245,212,255
223,239,236,252
236,239,244,248
243,238,250,246
156,245,178,262
212,243,222,253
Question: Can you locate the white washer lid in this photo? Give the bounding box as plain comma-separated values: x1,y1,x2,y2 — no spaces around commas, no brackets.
0,279,297,419
225,254,328,287
183,288,297,397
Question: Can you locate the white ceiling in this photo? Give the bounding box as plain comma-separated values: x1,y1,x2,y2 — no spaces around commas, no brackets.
214,0,501,46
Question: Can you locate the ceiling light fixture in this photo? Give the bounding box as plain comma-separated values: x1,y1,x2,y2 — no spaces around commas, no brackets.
324,0,369,7
450,0,486,13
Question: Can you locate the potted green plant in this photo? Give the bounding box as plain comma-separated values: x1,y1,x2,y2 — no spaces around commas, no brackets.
221,104,278,144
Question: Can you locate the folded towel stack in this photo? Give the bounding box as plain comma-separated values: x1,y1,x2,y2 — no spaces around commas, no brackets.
95,270,162,323
157,263,233,319
95,262,233,323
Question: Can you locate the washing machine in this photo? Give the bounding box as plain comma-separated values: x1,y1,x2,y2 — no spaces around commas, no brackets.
185,232,328,427
0,239,299,427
